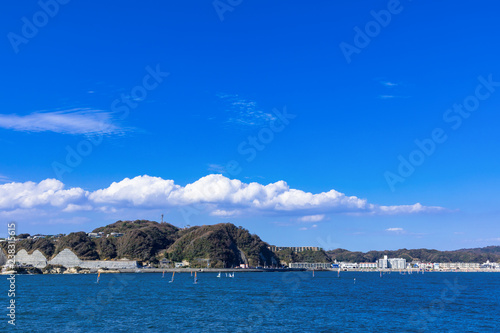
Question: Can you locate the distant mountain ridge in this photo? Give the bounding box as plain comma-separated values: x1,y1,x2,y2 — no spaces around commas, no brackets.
326,246,500,263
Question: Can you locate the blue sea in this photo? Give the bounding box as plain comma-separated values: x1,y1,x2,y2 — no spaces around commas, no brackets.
1,271,499,332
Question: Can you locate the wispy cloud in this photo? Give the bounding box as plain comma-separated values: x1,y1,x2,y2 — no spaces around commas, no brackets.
380,81,399,87
207,164,227,174
378,95,409,99
217,93,275,126
0,108,125,135
386,227,405,234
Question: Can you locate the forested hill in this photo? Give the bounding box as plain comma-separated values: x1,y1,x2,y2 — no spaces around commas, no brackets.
4,220,279,268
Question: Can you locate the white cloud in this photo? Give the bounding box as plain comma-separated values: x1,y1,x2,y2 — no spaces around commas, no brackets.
298,214,325,222
0,108,124,135
0,175,446,219
0,179,88,211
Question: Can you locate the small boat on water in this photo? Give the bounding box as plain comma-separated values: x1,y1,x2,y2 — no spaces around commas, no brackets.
169,271,175,283
194,271,198,284
96,272,101,284
162,270,165,278
217,272,221,278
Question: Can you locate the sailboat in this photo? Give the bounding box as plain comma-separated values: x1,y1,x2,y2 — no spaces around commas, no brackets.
380,271,382,278
162,270,165,278
217,272,221,278
169,271,175,283
96,271,101,284
312,269,315,277
194,271,198,284
337,268,340,278
229,272,234,278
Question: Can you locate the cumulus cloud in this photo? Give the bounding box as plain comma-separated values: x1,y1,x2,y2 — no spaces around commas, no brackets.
0,175,446,218
0,108,124,135
0,179,88,211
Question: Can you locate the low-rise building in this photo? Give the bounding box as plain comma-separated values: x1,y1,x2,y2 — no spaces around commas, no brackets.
174,260,190,268
159,258,172,268
481,260,500,269
32,234,47,240
268,246,322,253
358,262,377,269
289,262,331,269
416,262,434,270
438,262,480,270
340,262,358,269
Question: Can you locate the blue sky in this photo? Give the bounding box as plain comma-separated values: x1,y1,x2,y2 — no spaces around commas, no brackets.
1,0,499,251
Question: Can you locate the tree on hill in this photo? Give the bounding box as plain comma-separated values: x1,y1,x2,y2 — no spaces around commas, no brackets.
55,232,99,260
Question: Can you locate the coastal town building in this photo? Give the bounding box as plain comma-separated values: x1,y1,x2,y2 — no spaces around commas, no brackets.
340,262,358,269
437,262,480,270
174,260,190,268
481,260,500,269
415,262,434,270
159,258,172,268
289,262,331,269
377,255,406,269
268,246,322,253
358,262,377,269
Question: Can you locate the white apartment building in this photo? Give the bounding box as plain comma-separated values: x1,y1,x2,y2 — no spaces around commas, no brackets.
377,255,406,269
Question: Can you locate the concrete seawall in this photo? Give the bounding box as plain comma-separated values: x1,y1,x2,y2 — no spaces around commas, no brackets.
13,248,138,270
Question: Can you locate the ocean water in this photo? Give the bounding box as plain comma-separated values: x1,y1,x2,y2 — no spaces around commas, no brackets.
1,271,499,332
